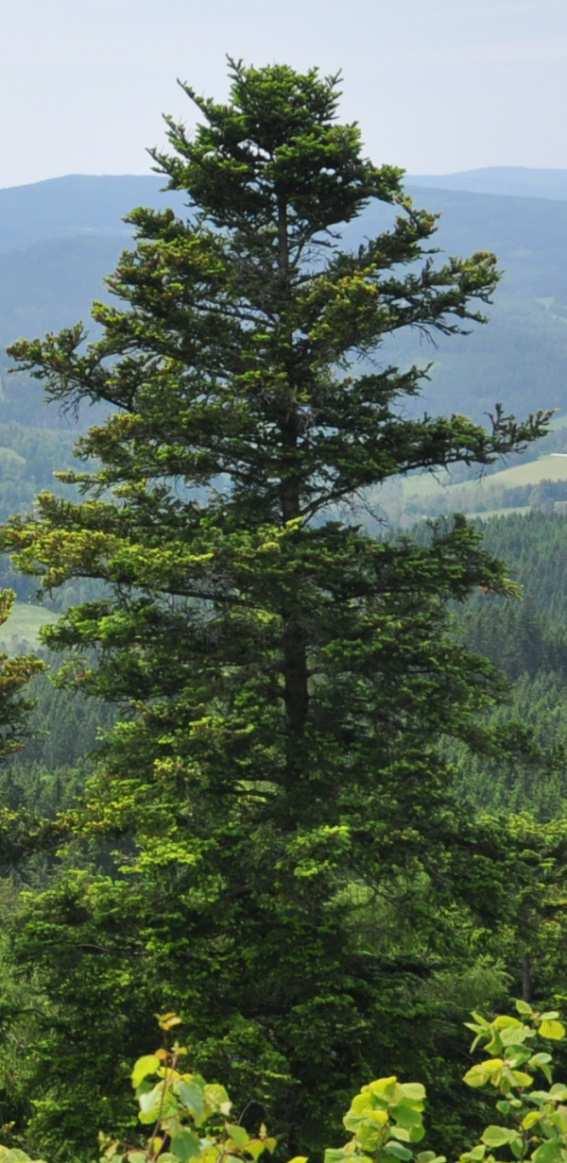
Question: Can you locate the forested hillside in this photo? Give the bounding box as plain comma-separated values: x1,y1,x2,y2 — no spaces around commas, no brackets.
452,510,567,817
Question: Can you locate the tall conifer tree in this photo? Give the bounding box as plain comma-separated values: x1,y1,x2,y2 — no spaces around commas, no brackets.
3,61,548,1156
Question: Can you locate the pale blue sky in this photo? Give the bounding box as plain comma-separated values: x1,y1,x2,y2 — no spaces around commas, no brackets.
3,0,567,188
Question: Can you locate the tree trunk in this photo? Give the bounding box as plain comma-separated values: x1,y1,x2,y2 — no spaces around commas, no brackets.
521,954,533,1002
277,197,310,759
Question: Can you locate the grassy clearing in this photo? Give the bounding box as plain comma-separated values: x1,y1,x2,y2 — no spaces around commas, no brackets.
399,454,567,515
467,506,532,521
475,454,567,488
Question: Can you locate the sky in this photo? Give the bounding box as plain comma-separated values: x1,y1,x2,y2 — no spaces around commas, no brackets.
3,0,567,188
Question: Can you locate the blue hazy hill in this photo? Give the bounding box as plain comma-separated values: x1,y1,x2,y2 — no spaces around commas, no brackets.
0,173,185,253
408,166,567,201
2,171,567,425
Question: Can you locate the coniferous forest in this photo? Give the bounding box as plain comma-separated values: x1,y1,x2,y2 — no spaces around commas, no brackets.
0,59,565,1163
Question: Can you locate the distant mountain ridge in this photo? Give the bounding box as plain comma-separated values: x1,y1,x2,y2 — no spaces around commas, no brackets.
2,170,567,429
0,174,186,253
408,167,567,201
3,167,567,257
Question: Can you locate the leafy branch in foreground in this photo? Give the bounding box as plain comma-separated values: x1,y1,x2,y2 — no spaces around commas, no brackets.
1,1006,564,1163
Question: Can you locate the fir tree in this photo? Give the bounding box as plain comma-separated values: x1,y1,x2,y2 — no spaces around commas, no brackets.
2,61,549,1156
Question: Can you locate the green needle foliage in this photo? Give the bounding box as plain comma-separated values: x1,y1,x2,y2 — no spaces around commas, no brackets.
0,60,551,1158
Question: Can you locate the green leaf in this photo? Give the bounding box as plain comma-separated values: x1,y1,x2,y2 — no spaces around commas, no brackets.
533,1143,564,1163
198,1148,220,1163
399,1084,426,1103
539,1019,565,1041
384,1143,413,1162
246,1143,268,1161
549,1083,567,1100
481,1126,521,1148
344,1107,388,1135
493,1016,522,1030
171,1130,202,1163
138,1082,164,1124
227,1125,250,1150
499,1024,531,1047
324,1151,352,1163
464,1067,488,1089
409,1129,426,1145
510,1070,533,1089
389,1126,412,1143
175,1080,206,1122
529,1053,553,1083
515,1000,533,1017
204,1083,232,1116
356,1122,386,1151
132,1054,161,1088
522,1111,542,1130
392,1103,423,1129
0,1153,41,1163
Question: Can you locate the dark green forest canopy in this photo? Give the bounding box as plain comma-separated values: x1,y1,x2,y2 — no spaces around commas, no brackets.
0,60,563,1163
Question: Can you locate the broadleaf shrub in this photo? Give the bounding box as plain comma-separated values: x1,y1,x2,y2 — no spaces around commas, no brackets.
1,1006,564,1163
